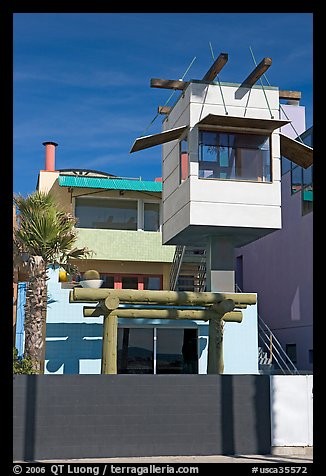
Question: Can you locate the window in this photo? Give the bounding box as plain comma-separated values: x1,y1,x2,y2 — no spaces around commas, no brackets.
144,202,160,231
143,276,161,290
117,327,198,374
156,328,198,374
75,198,137,230
121,276,139,289
96,274,162,290
179,137,189,183
118,328,154,374
177,275,195,291
198,131,271,182
286,344,297,364
100,275,114,289
291,166,303,194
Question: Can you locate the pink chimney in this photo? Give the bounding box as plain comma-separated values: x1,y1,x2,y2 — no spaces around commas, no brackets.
42,141,58,171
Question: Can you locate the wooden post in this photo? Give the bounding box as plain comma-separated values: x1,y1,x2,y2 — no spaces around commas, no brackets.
207,316,224,374
101,312,118,375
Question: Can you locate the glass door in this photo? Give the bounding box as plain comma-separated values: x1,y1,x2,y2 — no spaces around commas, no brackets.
117,327,198,374
117,328,154,374
156,328,198,374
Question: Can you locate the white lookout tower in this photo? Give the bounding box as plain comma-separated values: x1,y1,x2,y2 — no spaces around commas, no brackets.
131,53,313,293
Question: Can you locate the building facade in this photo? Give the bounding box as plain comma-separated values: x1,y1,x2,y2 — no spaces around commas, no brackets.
31,142,259,375
235,102,313,371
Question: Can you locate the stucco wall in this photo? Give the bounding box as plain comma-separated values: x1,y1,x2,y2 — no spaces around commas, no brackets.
236,103,312,370
270,375,313,446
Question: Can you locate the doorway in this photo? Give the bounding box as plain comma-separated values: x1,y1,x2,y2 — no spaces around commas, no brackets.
117,327,198,374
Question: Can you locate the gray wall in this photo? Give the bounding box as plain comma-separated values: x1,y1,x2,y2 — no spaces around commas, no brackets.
13,375,271,461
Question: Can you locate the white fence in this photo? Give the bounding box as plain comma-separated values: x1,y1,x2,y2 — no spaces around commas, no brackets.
270,375,313,447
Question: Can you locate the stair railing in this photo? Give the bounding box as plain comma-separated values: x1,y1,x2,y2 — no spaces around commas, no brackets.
169,245,186,291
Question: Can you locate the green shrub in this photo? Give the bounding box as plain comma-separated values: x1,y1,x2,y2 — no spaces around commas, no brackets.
13,347,38,374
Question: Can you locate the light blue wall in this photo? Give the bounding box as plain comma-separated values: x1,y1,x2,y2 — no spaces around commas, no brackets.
223,301,259,374
15,282,27,357
45,266,258,374
45,266,103,374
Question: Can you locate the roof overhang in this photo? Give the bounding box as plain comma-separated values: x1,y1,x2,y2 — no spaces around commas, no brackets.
280,134,313,169
130,125,188,153
197,114,290,134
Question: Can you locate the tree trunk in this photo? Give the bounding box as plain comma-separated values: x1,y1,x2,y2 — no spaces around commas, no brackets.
23,256,47,373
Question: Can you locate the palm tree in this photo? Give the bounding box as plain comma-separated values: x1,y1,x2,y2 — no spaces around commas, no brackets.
13,191,92,373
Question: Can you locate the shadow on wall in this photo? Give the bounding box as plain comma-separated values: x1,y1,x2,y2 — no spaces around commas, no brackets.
45,323,103,374
219,375,271,455
24,376,37,461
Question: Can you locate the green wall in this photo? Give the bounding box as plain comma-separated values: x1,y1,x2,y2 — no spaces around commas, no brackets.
76,228,175,262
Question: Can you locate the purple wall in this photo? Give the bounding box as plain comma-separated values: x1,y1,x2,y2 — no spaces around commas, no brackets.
236,105,313,371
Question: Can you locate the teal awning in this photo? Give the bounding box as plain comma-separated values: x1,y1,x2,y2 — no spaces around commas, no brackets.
58,175,162,193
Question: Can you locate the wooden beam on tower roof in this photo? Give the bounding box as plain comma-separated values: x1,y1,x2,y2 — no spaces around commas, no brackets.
279,90,302,100
150,78,188,90
241,57,272,88
202,52,228,81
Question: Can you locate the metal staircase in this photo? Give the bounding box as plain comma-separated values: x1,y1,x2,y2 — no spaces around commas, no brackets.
169,246,300,375
170,245,206,292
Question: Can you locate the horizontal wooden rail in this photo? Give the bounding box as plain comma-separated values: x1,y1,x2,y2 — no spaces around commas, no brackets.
71,288,257,306
83,307,243,323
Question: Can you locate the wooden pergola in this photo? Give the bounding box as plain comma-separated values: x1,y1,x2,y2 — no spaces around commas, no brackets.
69,288,257,375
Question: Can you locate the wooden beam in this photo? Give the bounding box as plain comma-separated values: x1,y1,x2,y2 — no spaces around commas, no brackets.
280,134,313,169
279,90,301,100
130,126,188,154
150,78,188,90
72,288,257,306
242,57,272,87
158,106,172,115
202,52,228,81
84,307,243,322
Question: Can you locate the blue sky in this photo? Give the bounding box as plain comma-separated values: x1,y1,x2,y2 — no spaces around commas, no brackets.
14,13,313,196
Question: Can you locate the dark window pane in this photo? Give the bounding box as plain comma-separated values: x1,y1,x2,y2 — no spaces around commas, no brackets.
144,202,160,231
143,276,161,290
122,276,138,289
177,275,195,291
200,131,218,146
291,166,303,194
100,275,114,288
118,328,154,374
156,329,198,374
75,198,137,230
286,343,297,364
303,165,313,187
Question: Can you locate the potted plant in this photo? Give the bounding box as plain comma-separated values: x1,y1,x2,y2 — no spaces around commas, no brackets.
79,269,103,288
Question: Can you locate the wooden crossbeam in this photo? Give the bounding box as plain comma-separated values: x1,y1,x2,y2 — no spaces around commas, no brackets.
279,90,302,100
150,78,188,90
83,306,243,322
202,52,228,81
242,57,272,87
71,288,257,306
